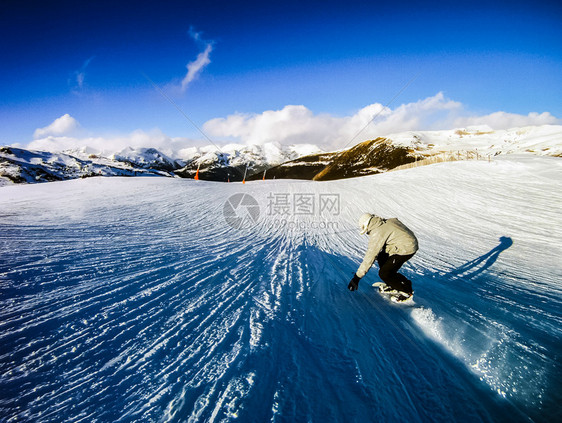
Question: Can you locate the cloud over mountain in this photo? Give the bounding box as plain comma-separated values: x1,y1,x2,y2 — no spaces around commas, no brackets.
33,114,80,139
203,93,559,149
24,95,560,154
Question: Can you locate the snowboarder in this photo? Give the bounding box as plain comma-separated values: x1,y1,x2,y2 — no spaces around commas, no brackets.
348,213,418,301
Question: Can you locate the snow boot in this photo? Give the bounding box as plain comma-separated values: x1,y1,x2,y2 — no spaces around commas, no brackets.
392,291,413,303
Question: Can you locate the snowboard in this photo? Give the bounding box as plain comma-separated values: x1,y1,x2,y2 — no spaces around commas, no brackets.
372,282,414,304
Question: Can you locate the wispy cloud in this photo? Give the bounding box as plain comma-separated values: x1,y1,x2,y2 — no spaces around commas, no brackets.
180,28,213,93
71,56,95,92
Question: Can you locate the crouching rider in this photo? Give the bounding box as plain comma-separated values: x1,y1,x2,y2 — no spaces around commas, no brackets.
348,213,419,301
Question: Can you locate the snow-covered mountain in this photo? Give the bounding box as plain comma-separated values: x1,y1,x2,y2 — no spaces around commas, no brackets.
0,143,323,185
174,142,323,181
0,146,177,186
258,137,414,181
1,125,560,185
387,124,562,156
260,124,562,181
110,147,183,172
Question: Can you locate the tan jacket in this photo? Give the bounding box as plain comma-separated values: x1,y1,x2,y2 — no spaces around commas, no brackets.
356,216,418,278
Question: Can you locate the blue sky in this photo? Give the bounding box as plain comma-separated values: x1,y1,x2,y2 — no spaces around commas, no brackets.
1,0,561,150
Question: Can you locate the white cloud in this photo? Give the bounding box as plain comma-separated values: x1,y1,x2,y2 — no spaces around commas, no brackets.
27,127,198,158
203,105,343,146
203,93,461,149
203,93,560,149
33,114,80,139
24,95,560,155
453,111,558,129
181,28,213,93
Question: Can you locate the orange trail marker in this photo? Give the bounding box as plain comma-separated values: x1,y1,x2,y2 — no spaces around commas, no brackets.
194,163,201,180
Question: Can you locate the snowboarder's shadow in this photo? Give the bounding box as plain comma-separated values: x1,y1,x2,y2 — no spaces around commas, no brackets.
443,236,513,282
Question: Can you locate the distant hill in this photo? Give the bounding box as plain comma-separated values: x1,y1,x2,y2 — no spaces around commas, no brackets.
254,125,562,181
0,147,179,186
2,125,560,186
174,143,322,182
253,137,415,181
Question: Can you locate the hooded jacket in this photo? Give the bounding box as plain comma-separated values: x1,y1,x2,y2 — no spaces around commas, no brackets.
356,216,418,278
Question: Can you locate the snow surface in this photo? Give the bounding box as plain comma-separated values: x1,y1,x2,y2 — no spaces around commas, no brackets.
1,156,561,422
388,124,562,157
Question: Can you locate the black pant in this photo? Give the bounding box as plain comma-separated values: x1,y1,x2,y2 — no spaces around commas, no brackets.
377,251,414,294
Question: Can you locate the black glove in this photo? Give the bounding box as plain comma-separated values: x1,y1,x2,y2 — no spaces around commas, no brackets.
348,274,361,291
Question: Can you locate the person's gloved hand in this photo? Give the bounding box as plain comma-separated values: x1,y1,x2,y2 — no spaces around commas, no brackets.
348,274,361,291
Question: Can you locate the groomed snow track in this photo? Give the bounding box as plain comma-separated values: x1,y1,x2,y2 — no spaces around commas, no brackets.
1,156,561,422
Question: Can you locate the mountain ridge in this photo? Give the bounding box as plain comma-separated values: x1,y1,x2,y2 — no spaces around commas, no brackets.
2,125,560,185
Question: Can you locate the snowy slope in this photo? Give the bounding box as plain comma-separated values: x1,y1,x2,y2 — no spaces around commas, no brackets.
387,124,562,157
1,156,561,422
